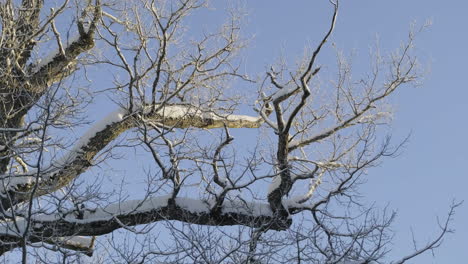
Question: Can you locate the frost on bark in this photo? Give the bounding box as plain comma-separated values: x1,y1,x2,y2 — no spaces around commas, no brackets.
0,0,457,263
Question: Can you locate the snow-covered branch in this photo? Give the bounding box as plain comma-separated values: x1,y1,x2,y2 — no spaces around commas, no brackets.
0,104,266,210
41,236,95,256
0,196,286,255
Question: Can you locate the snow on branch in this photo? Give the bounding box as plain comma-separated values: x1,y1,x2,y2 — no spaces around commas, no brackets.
41,236,95,256
0,196,282,255
31,34,81,74
0,104,266,210
142,104,265,129
28,3,101,93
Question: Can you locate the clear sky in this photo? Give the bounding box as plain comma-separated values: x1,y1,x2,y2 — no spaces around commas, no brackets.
230,1,467,263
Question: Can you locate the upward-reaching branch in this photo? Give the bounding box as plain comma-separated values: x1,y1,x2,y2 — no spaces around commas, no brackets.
267,0,338,219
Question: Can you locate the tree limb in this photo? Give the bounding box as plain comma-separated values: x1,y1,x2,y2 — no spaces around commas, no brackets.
0,104,266,210
0,196,288,255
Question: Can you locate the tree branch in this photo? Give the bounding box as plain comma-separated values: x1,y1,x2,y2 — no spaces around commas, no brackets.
0,104,266,210
0,196,288,255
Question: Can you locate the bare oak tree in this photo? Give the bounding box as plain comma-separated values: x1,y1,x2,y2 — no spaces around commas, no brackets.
0,0,458,263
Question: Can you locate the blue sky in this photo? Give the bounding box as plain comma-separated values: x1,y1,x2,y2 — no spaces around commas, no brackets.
232,1,466,263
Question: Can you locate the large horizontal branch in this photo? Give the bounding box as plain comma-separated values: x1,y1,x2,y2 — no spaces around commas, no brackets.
0,104,265,210
0,196,290,255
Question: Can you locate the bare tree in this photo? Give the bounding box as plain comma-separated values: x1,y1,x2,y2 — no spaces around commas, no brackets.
0,0,458,263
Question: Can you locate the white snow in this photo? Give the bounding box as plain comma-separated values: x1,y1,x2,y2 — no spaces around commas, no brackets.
226,114,259,123
175,197,211,213
0,195,274,237
267,175,281,195
75,108,126,149
151,105,191,118
145,105,204,120
144,104,261,125
271,86,300,101
217,175,233,188
32,34,81,73
52,106,126,168
222,199,272,217
0,196,172,236
85,195,171,221
97,195,272,217
55,236,94,248
282,199,301,209
0,175,35,194
92,196,272,218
